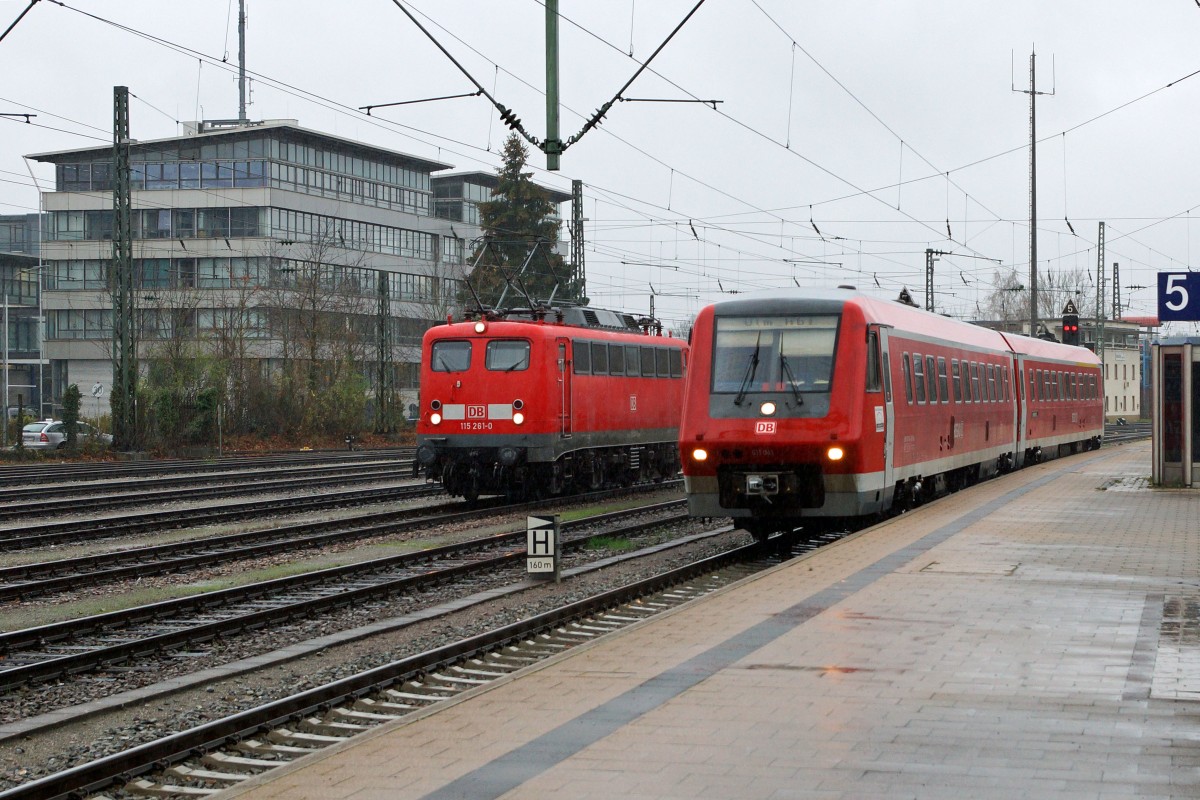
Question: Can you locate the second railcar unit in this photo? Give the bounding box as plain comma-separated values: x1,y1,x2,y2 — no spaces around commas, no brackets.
416,306,688,501
679,288,1103,539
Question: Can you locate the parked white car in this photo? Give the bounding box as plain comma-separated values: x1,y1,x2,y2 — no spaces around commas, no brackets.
21,420,113,450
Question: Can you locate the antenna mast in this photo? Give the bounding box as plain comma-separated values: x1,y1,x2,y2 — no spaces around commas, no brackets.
238,0,248,122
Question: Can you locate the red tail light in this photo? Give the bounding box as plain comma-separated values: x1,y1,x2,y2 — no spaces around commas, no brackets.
39,433,48,443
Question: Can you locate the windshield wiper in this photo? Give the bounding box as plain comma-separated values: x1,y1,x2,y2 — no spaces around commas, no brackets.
778,352,805,406
733,333,762,406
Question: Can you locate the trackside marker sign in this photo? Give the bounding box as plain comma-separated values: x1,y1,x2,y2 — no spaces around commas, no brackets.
527,515,561,582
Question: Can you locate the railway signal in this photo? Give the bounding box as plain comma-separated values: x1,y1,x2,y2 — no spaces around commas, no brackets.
1062,300,1080,346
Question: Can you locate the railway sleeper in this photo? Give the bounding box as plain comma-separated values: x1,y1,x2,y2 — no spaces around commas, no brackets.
167,764,250,783
330,706,403,723
127,777,219,797
301,716,370,736
235,739,311,757
269,727,345,746
356,697,418,713
202,751,281,772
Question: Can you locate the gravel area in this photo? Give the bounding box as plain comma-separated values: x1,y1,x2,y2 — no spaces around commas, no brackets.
0,493,741,791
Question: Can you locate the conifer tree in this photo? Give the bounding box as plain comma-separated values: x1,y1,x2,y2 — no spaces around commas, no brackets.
464,134,585,308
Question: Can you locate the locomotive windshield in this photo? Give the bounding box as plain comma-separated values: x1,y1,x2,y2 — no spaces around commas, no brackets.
430,340,471,372
485,340,530,372
711,315,839,395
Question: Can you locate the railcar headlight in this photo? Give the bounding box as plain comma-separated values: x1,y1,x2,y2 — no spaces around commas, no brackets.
826,446,844,461
760,401,776,416
512,412,525,425
430,412,442,425
691,447,709,462
474,321,487,334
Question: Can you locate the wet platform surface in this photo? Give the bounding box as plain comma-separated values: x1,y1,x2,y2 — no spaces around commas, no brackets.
223,441,1200,799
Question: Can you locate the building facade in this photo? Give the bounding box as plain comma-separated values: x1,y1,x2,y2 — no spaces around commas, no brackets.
1,213,46,422
26,120,563,425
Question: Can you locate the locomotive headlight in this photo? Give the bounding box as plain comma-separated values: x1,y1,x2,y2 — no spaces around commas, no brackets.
691,447,709,462
826,446,845,461
430,412,443,426
512,412,525,425
760,401,777,416
473,321,487,334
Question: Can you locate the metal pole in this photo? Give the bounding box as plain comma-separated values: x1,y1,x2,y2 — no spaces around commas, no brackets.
2,294,8,448
238,0,248,123
545,0,562,170
23,158,45,419
1028,51,1038,338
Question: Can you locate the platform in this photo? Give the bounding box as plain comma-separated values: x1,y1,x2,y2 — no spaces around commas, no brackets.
222,441,1200,799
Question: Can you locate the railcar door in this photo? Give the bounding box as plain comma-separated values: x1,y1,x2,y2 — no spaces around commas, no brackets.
874,325,896,510
557,338,573,437
1013,354,1028,467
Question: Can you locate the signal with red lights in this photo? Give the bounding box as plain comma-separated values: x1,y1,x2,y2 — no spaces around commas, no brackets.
1061,313,1080,346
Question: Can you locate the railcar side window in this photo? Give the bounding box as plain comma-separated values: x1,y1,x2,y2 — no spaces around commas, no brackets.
1002,366,1009,402
952,359,963,402
986,364,996,402
866,332,882,392
430,340,471,372
609,344,625,375
573,340,592,374
669,348,683,378
970,363,981,402
912,352,926,403
926,356,938,402
485,340,530,372
902,354,913,403
591,342,609,374
625,344,640,377
937,357,949,403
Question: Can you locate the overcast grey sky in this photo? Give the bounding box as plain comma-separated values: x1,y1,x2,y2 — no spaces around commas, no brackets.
3,1,1199,333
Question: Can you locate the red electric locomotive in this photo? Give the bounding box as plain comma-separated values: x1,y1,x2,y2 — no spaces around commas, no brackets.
415,305,687,501
679,287,1103,540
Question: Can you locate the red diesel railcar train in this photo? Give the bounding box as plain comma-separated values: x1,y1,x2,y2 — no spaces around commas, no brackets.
679,287,1103,540
415,305,688,501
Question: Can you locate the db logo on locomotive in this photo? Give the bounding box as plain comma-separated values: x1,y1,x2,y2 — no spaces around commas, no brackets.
467,405,486,419
754,420,776,435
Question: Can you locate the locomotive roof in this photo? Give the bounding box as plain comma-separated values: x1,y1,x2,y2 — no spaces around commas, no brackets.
500,306,643,331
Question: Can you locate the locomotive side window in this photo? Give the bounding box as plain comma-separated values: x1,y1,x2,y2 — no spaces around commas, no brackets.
952,359,962,402
912,352,926,403
591,342,609,374
485,340,530,372
625,345,640,377
926,356,938,402
573,340,592,374
609,344,625,375
865,332,882,392
669,348,684,378
937,357,949,403
656,347,670,377
902,353,914,403
641,346,656,377
431,340,471,372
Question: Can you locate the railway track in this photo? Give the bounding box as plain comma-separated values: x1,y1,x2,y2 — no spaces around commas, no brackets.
0,448,414,486
0,501,690,693
0,523,833,800
0,482,441,551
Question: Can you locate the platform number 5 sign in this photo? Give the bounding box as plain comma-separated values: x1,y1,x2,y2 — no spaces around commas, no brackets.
1159,272,1200,321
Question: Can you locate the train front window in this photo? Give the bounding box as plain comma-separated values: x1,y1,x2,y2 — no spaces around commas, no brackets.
485,340,530,372
431,340,471,372
711,315,839,395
